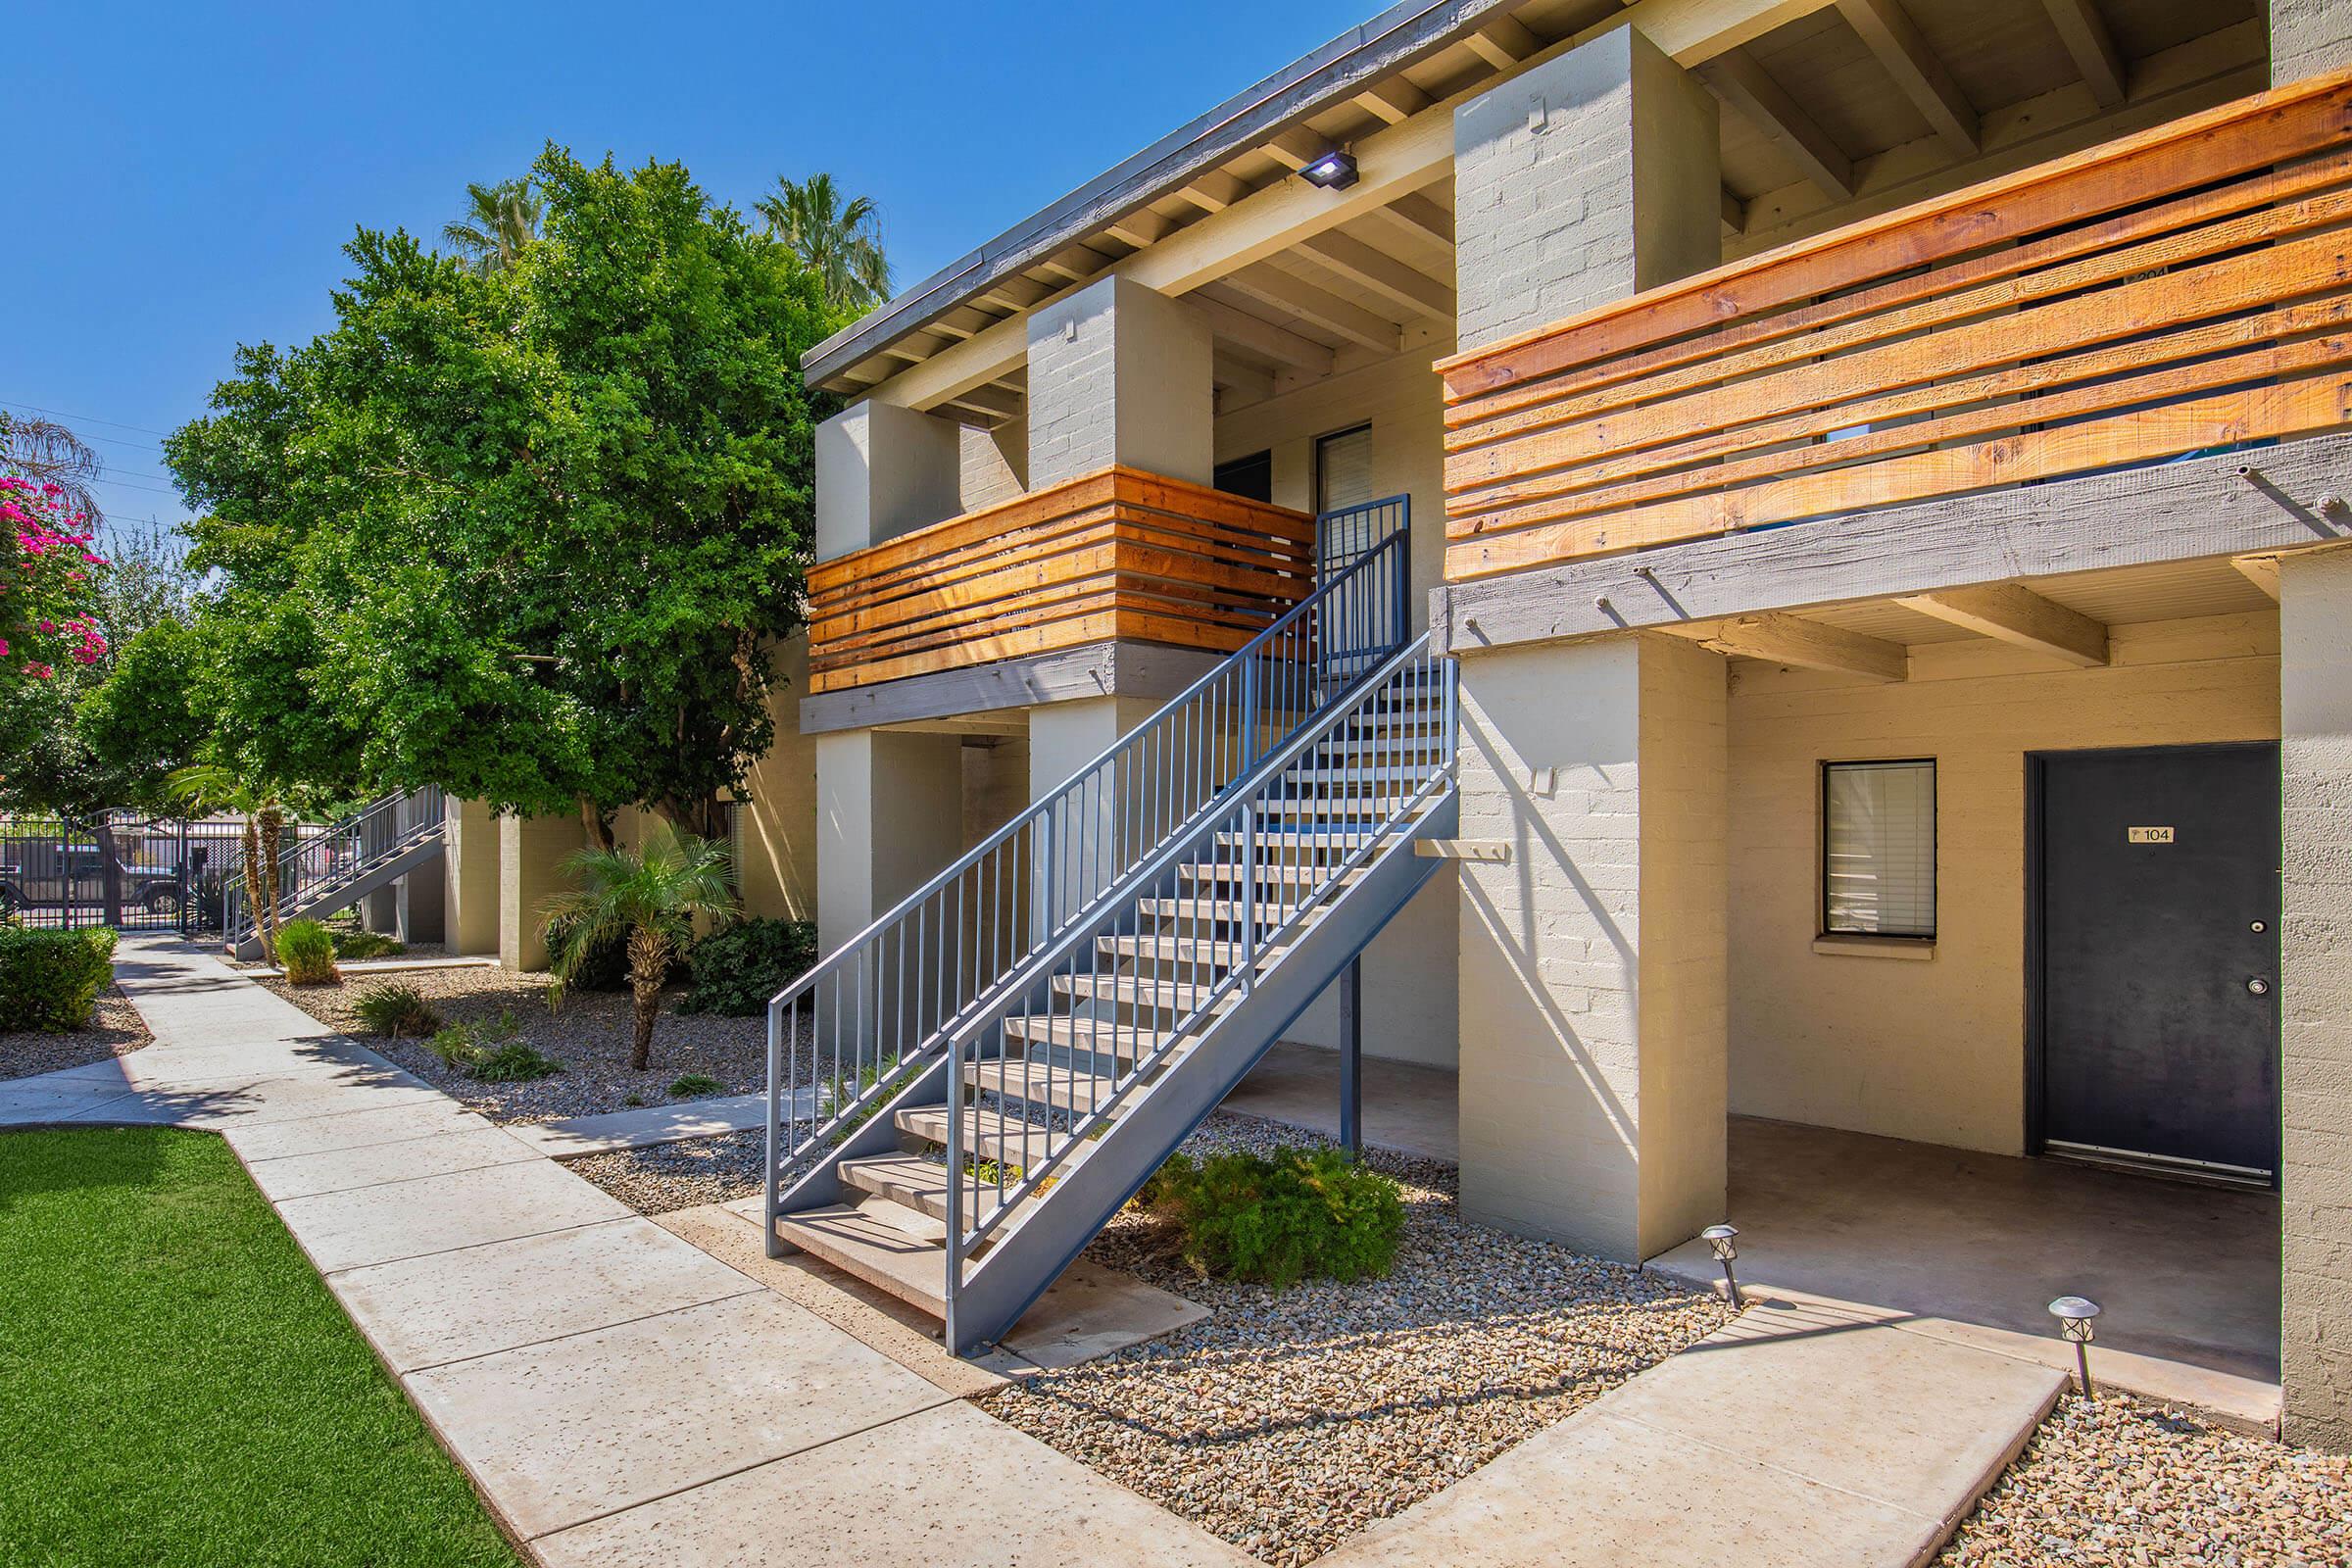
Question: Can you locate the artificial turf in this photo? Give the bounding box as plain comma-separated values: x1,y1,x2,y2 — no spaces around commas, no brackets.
0,1127,521,1567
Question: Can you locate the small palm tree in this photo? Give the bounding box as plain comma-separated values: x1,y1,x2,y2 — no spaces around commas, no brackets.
442,179,542,275
166,763,287,951
755,172,891,313
539,834,739,1071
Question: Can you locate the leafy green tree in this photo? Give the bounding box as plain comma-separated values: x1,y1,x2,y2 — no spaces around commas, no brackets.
162,146,834,842
540,833,738,1070
440,178,542,274
755,172,890,313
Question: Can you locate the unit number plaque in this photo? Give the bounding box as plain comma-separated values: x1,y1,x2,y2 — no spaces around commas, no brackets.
2127,826,2176,844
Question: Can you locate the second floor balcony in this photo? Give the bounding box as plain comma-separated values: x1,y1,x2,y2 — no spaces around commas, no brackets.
1438,68,2352,584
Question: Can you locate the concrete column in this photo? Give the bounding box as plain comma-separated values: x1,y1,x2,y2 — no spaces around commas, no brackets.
1029,696,1160,928
2279,547,2352,1449
499,811,585,973
2273,0,2352,83
814,729,963,958
813,401,964,563
1453,22,1721,353
1453,634,1728,1261
396,854,446,944
1026,275,1214,488
442,798,500,956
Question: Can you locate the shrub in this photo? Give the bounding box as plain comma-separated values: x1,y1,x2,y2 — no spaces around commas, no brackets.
275,919,340,986
422,1022,481,1070
332,930,408,961
678,918,819,1016
0,926,117,1032
352,982,441,1039
1139,1146,1404,1288
469,1042,563,1082
666,1072,723,1099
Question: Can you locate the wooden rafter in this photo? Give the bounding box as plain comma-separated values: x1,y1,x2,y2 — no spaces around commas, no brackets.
1104,208,1181,249
1353,76,1432,124
1464,16,1538,70
1893,584,2108,666
2038,0,2128,109
1188,295,1338,374
1173,170,1253,216
1294,230,1454,319
1697,47,1855,200
1221,267,1403,352
1675,612,1908,680
1259,127,1330,172
1836,0,1978,155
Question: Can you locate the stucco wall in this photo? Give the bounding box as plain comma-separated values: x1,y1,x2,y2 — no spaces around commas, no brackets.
1214,348,1459,1068
732,632,819,922
1726,612,2281,1153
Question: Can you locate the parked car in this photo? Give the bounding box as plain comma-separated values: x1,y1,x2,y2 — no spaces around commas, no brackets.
0,845,187,915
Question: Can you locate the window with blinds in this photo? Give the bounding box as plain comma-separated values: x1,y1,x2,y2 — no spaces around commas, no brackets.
1314,423,1374,514
1822,760,1936,938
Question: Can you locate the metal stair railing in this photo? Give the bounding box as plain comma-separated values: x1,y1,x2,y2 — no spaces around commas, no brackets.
764,497,1412,1220
225,786,446,944
937,634,1455,1345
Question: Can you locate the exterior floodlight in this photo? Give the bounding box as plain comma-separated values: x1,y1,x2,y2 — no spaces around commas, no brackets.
1300,150,1359,190
2048,1296,2102,1398
1700,1223,1743,1308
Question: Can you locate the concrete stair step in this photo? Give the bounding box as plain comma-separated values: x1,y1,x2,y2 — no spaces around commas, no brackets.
1003,1012,1175,1059
1182,859,1348,886
772,1201,946,1318
1284,765,1436,787
838,1152,958,1221
1095,931,1252,967
1214,830,1372,852
897,1103,1064,1167
1052,971,1241,1008
963,1056,1129,1115
1139,892,1345,921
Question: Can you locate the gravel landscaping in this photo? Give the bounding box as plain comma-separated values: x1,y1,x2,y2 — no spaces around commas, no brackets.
256,964,773,1123
1939,1393,2352,1566
984,1113,1734,1567
0,986,154,1083
568,1126,766,1210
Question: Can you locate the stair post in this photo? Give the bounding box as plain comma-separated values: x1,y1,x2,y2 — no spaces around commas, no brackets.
1340,956,1362,1157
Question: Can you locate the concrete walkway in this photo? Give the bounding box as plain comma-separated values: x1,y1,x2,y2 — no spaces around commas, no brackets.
508,1091,785,1158
1323,1290,2068,1568
1,936,1251,1568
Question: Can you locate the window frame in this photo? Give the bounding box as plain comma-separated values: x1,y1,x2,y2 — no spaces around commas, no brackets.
1818,757,1938,942
1313,422,1374,515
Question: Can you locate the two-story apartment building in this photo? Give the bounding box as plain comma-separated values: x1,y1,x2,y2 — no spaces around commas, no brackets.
762,0,2352,1446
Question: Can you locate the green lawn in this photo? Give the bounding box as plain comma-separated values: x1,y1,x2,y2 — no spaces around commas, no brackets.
0,1128,522,1568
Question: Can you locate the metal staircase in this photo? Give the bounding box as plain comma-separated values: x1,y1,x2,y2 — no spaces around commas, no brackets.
764,498,1461,1353
225,788,446,958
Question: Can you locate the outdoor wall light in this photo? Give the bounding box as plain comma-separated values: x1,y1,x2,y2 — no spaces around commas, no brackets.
2048,1296,2102,1398
1299,150,1359,190
1700,1223,1743,1307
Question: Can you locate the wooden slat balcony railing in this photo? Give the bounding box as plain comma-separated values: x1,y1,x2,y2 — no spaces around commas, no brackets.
1438,68,2352,583
805,466,1314,694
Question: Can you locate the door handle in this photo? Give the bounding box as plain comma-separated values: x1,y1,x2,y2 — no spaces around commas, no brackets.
2247,977,2272,997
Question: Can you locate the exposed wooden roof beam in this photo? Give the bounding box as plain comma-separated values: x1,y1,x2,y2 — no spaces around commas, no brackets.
1213,359,1278,406
1698,48,1855,200
1721,187,1747,232
1189,295,1338,374
1836,0,1979,154
976,273,1054,314
1034,242,1115,283
942,381,1024,421
2038,0,2127,109
2232,553,2281,601
1261,127,1333,172
1103,208,1181,249
1369,191,1455,254
1221,267,1404,352
1173,170,1253,216
1465,16,1539,70
1676,612,1908,681
1354,76,1432,124
1293,230,1455,319
1894,585,2108,666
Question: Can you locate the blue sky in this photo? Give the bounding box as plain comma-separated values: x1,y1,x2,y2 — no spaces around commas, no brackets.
8,0,1372,533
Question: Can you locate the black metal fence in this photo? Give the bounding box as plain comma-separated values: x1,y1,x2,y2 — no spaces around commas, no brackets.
0,814,251,937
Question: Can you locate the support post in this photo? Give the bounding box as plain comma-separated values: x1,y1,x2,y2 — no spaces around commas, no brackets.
1339,956,1362,1157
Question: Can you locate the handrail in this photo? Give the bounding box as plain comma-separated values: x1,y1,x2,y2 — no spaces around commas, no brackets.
935,634,1455,1345
764,495,1410,1229
225,787,445,943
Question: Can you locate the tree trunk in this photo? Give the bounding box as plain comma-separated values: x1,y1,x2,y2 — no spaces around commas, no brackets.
626,926,667,1072
256,808,285,951
239,819,266,952
578,798,615,852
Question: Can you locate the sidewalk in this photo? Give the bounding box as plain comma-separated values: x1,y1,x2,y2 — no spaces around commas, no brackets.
1,936,1250,1567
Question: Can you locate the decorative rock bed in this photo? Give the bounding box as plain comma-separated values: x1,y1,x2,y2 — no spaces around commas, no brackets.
1939,1392,2351,1566
0,985,154,1083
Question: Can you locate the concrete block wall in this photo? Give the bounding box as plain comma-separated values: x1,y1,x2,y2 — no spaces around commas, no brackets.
1026,275,1213,488
498,810,585,973
1453,23,1720,353
2274,0,2352,85
443,797,500,956
1453,634,1726,1261
2280,550,2352,1449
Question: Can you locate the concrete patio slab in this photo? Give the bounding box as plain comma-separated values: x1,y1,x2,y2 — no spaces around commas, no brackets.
222,1098,496,1160
1000,1260,1212,1369
407,1288,955,1539
1219,1040,1459,1164
272,1155,629,1274
533,1394,1260,1568
333,1216,763,1373
0,1078,142,1127
509,1092,783,1158
240,1124,542,1201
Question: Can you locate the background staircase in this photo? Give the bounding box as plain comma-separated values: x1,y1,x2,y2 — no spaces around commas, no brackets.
764,499,1460,1353
226,788,445,958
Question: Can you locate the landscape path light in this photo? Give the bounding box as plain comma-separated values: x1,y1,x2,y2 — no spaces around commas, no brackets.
1700,1223,1743,1308
2048,1296,2102,1398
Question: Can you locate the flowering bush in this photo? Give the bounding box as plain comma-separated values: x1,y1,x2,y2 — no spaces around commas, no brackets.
0,474,107,680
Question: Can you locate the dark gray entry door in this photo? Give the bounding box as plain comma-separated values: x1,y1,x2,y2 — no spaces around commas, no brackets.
2034,743,2280,1182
